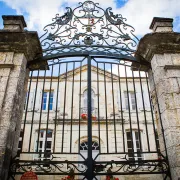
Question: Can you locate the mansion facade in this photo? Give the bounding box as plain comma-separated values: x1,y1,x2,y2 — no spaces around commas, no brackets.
16,64,162,180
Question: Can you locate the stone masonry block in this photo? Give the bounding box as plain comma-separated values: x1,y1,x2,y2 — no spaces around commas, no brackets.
171,54,180,65
158,94,170,113
158,93,180,113
156,78,180,96
166,69,180,78
0,127,8,147
9,65,26,78
1,90,16,112
0,92,5,110
152,66,167,85
161,109,179,130
172,93,180,108
1,112,13,127
167,145,180,168
0,52,6,63
170,166,180,180
164,127,180,148
13,53,27,66
0,52,14,64
155,79,169,97
152,54,173,70
148,70,155,92
4,52,14,64
169,78,180,93
0,76,8,92
0,68,11,77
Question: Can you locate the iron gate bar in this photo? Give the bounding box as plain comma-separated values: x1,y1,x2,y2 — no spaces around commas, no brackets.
21,71,33,152
103,63,109,153
124,65,134,156
37,68,46,153
152,72,169,159
87,56,93,179
29,70,40,152
70,62,75,153
53,63,61,153
145,72,159,152
131,70,142,152
139,70,150,151
78,61,83,153
118,64,125,153
96,63,101,154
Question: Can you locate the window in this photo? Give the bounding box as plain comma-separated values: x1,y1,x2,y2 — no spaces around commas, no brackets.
42,91,54,110
126,131,143,161
124,91,136,110
35,130,53,160
17,130,23,159
83,89,95,110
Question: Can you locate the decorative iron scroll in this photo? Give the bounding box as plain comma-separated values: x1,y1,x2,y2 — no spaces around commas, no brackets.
40,1,139,59
9,160,87,178
9,157,169,178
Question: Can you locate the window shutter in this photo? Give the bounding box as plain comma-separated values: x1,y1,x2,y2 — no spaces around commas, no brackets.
121,91,126,110
53,90,57,111
35,88,41,111
136,92,143,111
27,91,34,111
143,90,150,111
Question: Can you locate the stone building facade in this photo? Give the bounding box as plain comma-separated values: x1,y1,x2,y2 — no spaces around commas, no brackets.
16,64,162,180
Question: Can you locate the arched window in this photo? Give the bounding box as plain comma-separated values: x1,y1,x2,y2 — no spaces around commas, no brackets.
80,141,99,150
83,89,95,110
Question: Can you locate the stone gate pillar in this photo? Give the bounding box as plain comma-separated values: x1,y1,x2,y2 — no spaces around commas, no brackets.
0,16,42,180
136,17,180,180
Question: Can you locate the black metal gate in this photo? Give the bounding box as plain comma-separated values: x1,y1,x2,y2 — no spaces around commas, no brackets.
9,1,171,180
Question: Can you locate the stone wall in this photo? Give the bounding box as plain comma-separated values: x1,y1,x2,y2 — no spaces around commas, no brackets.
136,17,180,180
0,16,42,180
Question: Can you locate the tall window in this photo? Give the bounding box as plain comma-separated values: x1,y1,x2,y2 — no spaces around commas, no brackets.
42,91,54,110
124,91,136,110
126,131,143,161
35,130,53,159
83,89,95,110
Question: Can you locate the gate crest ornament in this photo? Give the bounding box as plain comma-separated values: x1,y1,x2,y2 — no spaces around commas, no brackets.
40,1,139,60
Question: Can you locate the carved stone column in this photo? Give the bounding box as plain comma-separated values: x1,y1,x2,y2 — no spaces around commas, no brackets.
0,16,42,180
136,17,180,180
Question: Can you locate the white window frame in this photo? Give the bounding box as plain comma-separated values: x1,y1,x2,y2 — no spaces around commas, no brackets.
42,90,54,111
82,89,95,110
126,130,144,161
34,129,53,160
124,91,136,111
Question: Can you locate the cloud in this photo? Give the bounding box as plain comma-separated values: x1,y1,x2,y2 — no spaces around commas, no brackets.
1,0,180,36
118,0,180,36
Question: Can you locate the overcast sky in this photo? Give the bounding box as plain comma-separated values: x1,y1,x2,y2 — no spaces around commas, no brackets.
0,0,180,38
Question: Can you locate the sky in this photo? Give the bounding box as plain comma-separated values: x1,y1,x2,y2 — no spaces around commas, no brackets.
0,0,180,38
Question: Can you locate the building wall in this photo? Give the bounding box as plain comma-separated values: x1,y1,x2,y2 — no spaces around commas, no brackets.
17,66,163,180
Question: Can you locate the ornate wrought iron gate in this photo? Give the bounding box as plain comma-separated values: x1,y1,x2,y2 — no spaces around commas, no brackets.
9,1,171,180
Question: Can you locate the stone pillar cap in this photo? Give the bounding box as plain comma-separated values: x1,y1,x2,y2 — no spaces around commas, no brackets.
2,15,27,31
149,17,173,29
149,17,173,32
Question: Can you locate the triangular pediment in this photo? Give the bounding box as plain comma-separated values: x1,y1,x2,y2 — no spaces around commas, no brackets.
59,64,119,81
